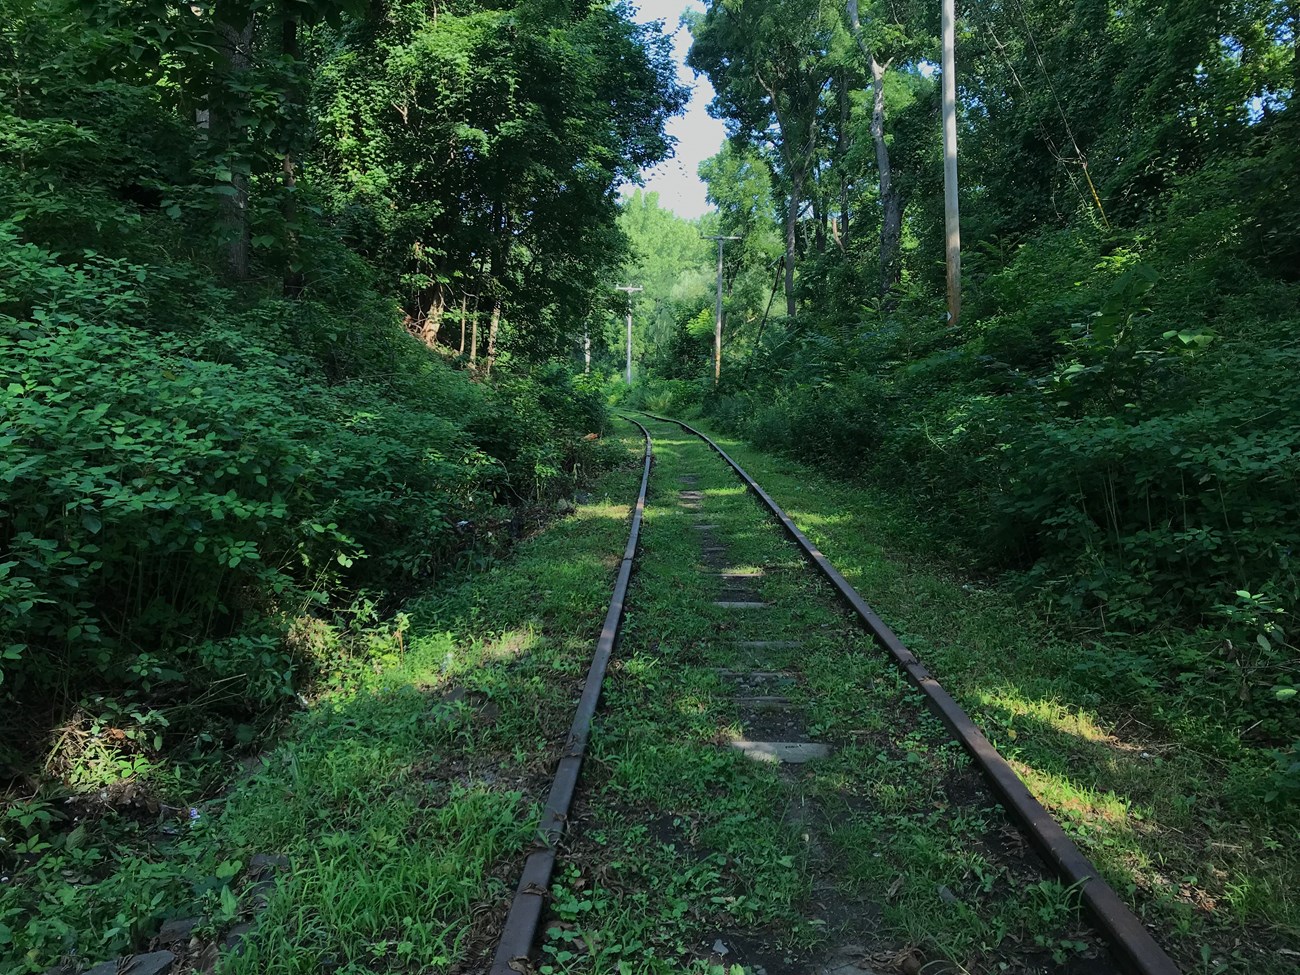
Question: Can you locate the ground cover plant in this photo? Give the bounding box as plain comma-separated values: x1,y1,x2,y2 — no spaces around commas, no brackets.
542,416,1130,975
1,428,646,974
2,0,685,967
6,0,1299,970
605,5,1299,958
649,416,1299,971
610,0,1300,778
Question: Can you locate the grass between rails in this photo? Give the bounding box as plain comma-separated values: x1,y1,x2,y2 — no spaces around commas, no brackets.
541,417,1111,975
662,415,1300,972
1,427,646,975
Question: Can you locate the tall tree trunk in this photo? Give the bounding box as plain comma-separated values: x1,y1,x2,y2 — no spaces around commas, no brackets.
784,169,801,318
457,294,468,355
837,74,851,250
485,301,501,377
872,57,903,295
213,8,254,282
812,190,826,255
941,0,961,325
847,0,902,296
755,69,816,320
421,288,445,347
469,306,479,366
484,199,508,376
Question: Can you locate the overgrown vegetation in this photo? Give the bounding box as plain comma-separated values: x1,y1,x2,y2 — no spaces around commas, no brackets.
2,0,681,964
673,417,1300,969
544,418,1124,973
617,0,1300,811
0,433,647,972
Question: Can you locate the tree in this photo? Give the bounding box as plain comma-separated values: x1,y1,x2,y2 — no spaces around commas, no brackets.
310,0,687,361
688,0,837,317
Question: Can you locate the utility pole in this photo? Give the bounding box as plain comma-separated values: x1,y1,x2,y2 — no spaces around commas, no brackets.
941,0,961,326
702,234,741,385
615,285,642,385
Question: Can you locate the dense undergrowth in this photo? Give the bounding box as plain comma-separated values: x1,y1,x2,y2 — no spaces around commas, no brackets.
1,221,612,770
613,0,1300,818
625,212,1300,808
0,433,645,973
0,213,615,785
620,141,1300,811
0,0,653,936
659,419,1299,966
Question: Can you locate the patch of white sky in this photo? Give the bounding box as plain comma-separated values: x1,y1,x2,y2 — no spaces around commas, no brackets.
622,1,941,220
625,0,726,220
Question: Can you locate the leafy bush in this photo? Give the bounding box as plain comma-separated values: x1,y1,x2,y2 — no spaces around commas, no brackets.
0,220,611,775
693,221,1300,781
621,376,708,416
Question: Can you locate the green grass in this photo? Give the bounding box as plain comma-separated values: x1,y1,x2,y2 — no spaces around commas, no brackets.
11,409,1295,974
1,428,647,975
663,413,1300,971
539,417,1112,974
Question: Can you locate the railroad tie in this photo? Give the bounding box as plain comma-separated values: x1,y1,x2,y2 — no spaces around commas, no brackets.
730,739,830,764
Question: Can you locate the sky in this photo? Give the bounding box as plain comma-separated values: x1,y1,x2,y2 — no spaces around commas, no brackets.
628,0,727,220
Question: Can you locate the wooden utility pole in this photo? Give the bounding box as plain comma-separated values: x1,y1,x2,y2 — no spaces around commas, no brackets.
703,234,741,385
615,285,642,385
941,0,961,326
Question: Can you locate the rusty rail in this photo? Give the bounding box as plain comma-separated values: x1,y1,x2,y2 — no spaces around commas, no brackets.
488,416,653,975
644,412,1180,975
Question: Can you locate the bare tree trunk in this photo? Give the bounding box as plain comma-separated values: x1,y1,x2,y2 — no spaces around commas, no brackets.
469,305,478,366
755,69,815,320
837,74,851,249
784,169,801,318
485,301,501,377
214,10,254,282
872,57,903,295
812,190,826,255
457,294,468,355
847,0,903,297
421,288,445,347
941,0,961,325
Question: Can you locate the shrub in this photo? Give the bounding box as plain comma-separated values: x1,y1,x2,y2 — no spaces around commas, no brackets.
0,222,613,769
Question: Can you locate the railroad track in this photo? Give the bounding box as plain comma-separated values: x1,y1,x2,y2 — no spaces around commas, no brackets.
487,413,1180,975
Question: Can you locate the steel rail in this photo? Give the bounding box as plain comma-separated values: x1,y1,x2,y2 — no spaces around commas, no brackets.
488,416,653,975
644,412,1180,975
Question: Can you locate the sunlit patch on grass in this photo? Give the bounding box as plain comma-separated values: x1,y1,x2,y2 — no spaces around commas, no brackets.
674,416,1300,971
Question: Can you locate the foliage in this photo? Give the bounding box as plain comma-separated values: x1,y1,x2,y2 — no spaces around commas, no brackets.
310,0,688,358
0,0,682,786
652,0,1300,801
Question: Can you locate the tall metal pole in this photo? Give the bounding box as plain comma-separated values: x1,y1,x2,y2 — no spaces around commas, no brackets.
614,285,642,385
702,234,741,385
941,0,961,327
